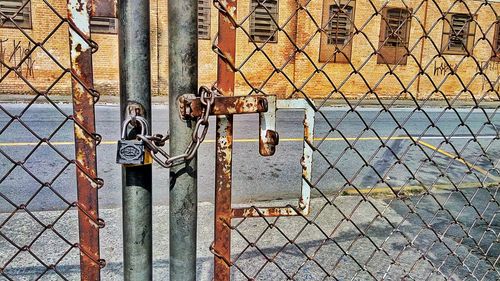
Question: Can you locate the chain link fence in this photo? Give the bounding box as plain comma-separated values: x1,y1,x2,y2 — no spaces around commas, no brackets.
0,0,103,279
211,0,499,279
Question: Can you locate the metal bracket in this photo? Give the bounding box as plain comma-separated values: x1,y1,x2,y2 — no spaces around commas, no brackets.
232,99,315,217
259,96,279,156
180,95,315,217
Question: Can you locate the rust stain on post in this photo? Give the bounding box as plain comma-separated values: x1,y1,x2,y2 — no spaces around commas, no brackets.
68,0,101,280
214,0,237,280
232,206,298,218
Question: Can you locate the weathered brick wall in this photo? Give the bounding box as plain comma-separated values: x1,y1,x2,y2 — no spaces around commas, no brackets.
291,0,499,100
0,0,71,95
1,0,498,100
232,0,298,97
0,0,167,96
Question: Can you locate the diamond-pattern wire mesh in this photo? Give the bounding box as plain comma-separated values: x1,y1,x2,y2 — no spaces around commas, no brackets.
212,0,499,279
0,0,102,279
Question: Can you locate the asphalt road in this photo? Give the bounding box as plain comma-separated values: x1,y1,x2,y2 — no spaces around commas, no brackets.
0,103,499,212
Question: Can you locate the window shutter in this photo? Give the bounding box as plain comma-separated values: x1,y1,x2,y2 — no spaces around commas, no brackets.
466,18,476,55
319,0,356,63
496,22,500,51
0,0,31,28
198,0,211,39
378,8,388,45
326,5,352,45
377,7,411,65
385,9,409,47
449,14,469,51
250,0,278,43
441,13,476,55
441,13,452,53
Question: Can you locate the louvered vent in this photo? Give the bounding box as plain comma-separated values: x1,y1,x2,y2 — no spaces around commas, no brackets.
326,5,353,46
384,8,410,47
198,0,211,39
90,17,117,34
449,14,470,50
250,0,279,43
0,0,31,28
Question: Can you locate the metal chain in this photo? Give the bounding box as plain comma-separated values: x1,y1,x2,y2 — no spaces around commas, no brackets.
136,86,219,168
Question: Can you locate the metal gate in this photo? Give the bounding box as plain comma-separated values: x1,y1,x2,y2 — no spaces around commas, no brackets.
0,0,112,279
210,0,499,280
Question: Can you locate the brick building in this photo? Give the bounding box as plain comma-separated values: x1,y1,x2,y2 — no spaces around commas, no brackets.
0,0,498,99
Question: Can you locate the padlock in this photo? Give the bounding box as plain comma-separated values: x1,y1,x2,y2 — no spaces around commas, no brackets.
116,117,148,165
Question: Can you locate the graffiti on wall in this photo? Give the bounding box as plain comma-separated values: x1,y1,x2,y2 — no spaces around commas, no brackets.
477,60,500,75
433,61,459,76
0,38,35,79
433,60,499,77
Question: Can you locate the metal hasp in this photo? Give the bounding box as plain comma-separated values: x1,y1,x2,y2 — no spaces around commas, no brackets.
232,99,315,218
67,0,104,280
179,95,270,118
118,0,153,279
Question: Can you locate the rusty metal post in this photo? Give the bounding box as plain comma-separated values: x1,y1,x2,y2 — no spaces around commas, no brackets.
168,0,198,280
119,0,153,280
214,0,237,280
67,0,102,280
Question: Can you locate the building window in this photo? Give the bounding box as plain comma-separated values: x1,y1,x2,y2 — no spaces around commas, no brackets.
377,7,411,65
90,17,117,34
198,0,211,39
441,13,476,55
250,0,278,43
319,0,356,63
0,0,31,29
492,19,499,61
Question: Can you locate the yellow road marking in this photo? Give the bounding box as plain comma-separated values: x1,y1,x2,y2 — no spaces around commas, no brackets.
2,137,498,181
417,140,500,182
341,182,499,196
0,135,495,146
2,138,498,194
0,136,409,147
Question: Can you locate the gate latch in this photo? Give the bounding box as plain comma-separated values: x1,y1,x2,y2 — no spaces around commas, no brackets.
180,94,315,217
178,94,280,156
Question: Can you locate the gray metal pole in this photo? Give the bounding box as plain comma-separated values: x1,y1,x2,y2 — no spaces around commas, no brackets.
168,0,198,280
118,0,152,280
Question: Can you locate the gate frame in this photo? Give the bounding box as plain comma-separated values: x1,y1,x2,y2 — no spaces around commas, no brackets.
67,0,116,279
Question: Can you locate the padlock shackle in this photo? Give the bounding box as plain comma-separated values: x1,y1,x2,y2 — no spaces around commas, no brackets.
121,116,149,140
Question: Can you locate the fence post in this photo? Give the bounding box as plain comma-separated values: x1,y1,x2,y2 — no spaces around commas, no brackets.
67,0,102,279
118,0,153,280
168,0,198,280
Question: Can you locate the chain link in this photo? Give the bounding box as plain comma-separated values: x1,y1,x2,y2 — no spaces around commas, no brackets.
135,85,219,168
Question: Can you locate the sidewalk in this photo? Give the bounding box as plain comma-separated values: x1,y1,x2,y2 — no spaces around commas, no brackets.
0,203,214,280
1,190,497,280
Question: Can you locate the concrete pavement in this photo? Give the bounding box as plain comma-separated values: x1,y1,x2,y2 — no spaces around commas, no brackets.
0,193,497,280
0,102,499,280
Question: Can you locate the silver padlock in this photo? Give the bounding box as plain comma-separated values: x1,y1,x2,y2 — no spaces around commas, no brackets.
116,117,148,165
